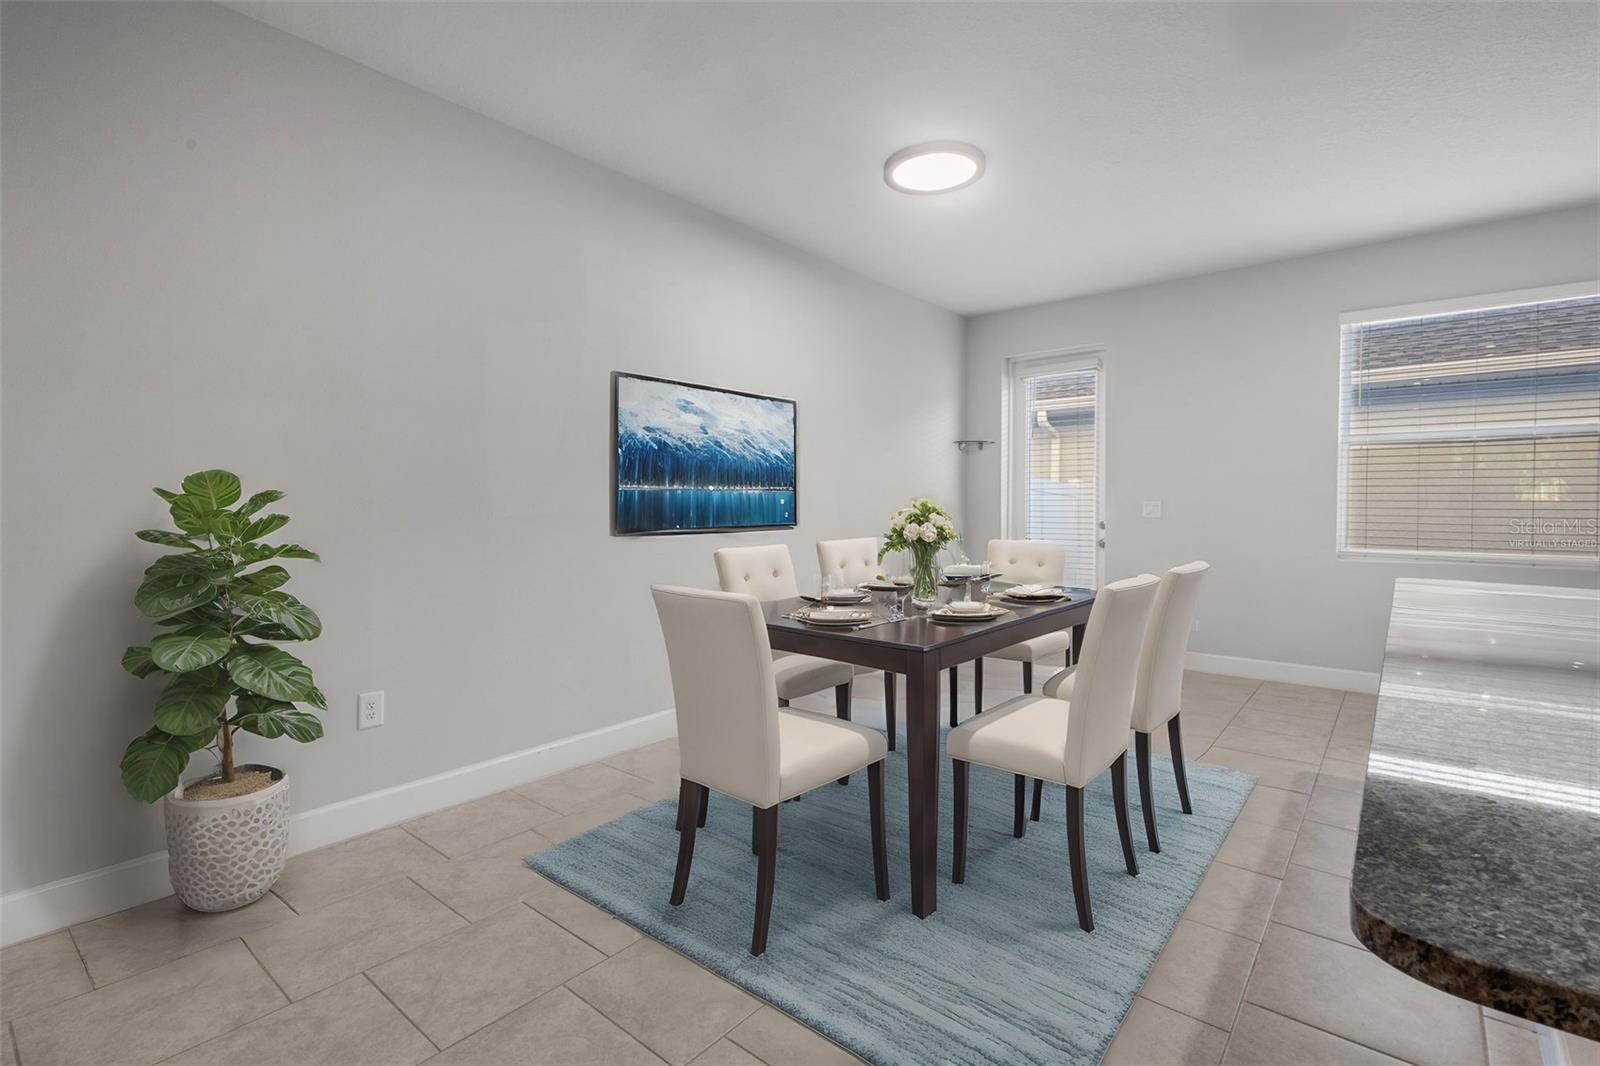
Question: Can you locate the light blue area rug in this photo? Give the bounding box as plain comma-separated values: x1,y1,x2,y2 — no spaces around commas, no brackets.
531,737,1253,1066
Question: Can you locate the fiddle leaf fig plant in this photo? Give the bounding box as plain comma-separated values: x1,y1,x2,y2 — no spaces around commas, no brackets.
120,470,325,802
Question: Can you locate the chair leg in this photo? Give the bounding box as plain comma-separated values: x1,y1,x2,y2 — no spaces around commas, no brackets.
883,672,897,752
1169,715,1193,814
1031,777,1043,822
1135,731,1160,852
974,658,984,714
869,761,890,900
1013,774,1027,838
1111,755,1139,876
952,760,970,883
1065,785,1093,931
671,780,702,905
696,785,709,828
1022,660,1033,694
948,666,959,728
751,805,779,956
836,682,852,785
751,807,758,854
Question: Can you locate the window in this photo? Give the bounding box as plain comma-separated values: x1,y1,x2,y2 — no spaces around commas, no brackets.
1007,355,1102,586
1338,287,1600,563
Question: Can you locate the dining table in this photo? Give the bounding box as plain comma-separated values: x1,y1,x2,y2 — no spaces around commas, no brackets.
764,583,1097,918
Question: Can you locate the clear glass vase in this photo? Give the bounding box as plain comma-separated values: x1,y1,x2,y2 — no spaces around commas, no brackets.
908,543,941,608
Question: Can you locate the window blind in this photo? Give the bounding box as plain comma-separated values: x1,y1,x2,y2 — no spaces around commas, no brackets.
1339,293,1600,562
1018,366,1100,586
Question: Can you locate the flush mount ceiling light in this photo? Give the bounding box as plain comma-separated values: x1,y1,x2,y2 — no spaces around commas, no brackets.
883,141,985,194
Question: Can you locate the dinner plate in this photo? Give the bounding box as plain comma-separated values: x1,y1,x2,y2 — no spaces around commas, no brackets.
928,605,1007,623
1000,587,1068,602
821,590,870,604
796,607,873,626
859,580,902,591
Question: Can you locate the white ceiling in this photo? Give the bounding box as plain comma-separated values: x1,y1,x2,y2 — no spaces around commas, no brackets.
232,2,1599,315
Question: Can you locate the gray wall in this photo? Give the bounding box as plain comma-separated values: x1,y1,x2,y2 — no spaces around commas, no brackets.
963,204,1600,677
0,2,963,894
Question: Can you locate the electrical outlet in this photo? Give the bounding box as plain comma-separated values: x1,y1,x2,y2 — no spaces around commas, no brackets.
358,691,384,730
1142,500,1162,518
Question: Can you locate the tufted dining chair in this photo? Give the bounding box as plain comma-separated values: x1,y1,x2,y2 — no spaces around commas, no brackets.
652,585,889,955
947,573,1160,931
949,540,1073,726
817,538,900,751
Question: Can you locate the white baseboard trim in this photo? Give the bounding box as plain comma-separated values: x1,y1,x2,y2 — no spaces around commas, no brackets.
0,709,677,947
1186,652,1379,695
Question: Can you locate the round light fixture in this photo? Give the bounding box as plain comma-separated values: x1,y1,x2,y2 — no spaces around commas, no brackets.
884,141,985,194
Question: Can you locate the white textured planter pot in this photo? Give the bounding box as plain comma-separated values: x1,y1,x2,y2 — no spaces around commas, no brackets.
164,764,290,912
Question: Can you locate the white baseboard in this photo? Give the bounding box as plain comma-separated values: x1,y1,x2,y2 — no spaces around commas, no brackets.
1186,651,1379,695
0,709,677,947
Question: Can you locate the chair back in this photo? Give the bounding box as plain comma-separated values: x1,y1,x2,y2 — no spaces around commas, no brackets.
651,585,781,808
1063,573,1161,784
817,538,880,587
1132,561,1210,732
713,544,800,601
986,539,1065,585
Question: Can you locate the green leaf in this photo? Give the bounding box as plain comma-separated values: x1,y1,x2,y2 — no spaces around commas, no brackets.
134,571,216,620
234,565,290,593
275,545,319,560
168,495,212,534
227,646,313,701
136,529,200,549
182,469,242,510
144,553,213,578
303,684,328,711
122,645,159,678
155,603,229,628
236,490,285,518
235,591,321,640
149,625,231,672
235,705,323,742
153,487,182,503
152,671,231,735
239,514,289,543
236,542,320,564
120,731,191,803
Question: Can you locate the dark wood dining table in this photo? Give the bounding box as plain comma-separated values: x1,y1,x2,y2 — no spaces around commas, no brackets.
763,586,1096,918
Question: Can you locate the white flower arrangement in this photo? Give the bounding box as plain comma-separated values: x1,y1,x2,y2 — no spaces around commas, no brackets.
878,497,959,561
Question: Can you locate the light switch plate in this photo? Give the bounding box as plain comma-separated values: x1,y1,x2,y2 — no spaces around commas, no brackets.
1142,501,1162,518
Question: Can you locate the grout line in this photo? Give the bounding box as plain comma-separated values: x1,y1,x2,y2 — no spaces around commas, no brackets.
361,972,442,1054
403,875,474,925
396,823,456,862
239,935,294,1005
1242,1001,1434,1065
268,888,300,916
61,925,94,988
4,1021,17,1066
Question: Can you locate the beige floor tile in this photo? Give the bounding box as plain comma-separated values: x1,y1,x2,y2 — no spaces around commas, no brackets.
245,878,465,1001
272,827,448,913
1254,682,1346,710
1244,924,1486,1066
1183,672,1262,703
1103,996,1229,1065
1215,819,1298,878
567,939,760,1065
537,793,653,844
428,986,665,1065
516,763,664,815
1289,822,1357,877
1230,707,1335,740
1270,865,1362,948
1223,1003,1404,1064
161,974,434,1066
1200,747,1320,794
1339,692,1379,715
686,1039,763,1066
1179,705,1241,736
1214,725,1329,765
1139,919,1260,1030
1235,785,1308,831
602,739,681,786
1316,757,1368,789
520,875,641,955
1332,712,1377,742
11,940,284,1066
1322,735,1371,764
0,931,90,1023
368,904,603,1049
3,1023,15,1066
1304,779,1363,831
408,834,556,922
72,892,294,987
1484,1017,1542,1065
402,791,561,859
1183,862,1281,942
725,1005,860,1065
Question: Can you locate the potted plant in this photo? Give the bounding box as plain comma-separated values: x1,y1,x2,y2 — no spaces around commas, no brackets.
878,497,959,607
120,469,324,912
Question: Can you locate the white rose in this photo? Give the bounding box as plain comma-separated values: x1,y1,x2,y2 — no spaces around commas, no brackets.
921,526,937,542
891,515,905,530
904,522,921,539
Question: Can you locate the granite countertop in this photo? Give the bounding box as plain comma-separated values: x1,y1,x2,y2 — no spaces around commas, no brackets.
1351,578,1600,1039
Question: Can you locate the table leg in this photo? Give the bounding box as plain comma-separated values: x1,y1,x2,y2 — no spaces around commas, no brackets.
904,658,941,918
1071,622,1087,667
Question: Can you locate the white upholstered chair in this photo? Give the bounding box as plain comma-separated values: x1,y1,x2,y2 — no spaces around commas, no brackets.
947,573,1161,931
651,585,890,955
1125,561,1209,852
816,537,900,750
713,544,855,725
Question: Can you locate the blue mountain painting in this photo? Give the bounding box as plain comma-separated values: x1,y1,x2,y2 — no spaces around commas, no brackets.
614,374,796,534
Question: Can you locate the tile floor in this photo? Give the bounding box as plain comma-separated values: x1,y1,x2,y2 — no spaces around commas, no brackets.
2,669,1596,1065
